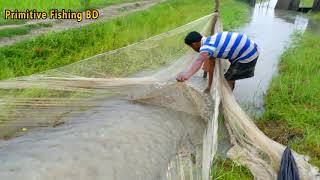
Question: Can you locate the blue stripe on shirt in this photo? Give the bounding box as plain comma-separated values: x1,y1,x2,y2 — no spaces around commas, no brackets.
237,45,258,61
203,33,222,57
200,48,214,56
218,32,232,57
205,36,211,44
200,32,258,62
234,38,250,59
213,33,222,47
227,34,243,59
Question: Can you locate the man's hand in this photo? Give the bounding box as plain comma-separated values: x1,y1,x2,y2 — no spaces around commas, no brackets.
176,52,209,82
176,72,189,82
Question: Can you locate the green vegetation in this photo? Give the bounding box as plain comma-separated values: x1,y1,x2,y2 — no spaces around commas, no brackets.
0,19,26,25
257,32,320,167
0,0,249,80
1,0,134,10
211,159,253,179
300,0,314,7
0,88,90,99
0,23,52,38
0,0,136,25
310,11,320,20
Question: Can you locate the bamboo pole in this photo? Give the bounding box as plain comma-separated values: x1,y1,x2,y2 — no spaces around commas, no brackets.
210,0,220,35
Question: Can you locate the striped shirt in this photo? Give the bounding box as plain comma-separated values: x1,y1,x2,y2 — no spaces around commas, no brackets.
200,32,259,63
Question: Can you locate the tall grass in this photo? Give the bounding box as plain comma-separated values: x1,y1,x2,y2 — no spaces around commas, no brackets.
258,32,320,167
0,0,249,80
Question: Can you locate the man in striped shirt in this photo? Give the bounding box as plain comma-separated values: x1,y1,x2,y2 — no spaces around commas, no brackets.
176,31,259,91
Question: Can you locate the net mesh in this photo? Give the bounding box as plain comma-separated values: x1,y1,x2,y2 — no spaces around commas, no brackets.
0,13,318,180
212,15,319,180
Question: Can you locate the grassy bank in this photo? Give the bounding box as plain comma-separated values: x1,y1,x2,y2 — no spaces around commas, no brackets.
0,0,135,25
300,0,314,7
310,11,320,20
1,0,134,10
257,31,320,167
0,0,250,80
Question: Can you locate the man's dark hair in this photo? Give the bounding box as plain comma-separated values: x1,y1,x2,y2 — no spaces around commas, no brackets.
184,31,202,45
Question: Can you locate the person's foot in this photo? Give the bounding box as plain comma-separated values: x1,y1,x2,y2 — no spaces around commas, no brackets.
202,72,207,79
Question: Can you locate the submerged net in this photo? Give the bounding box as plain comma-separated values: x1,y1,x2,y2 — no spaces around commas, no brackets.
0,12,319,180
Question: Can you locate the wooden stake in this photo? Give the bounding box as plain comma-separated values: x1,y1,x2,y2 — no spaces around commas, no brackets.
313,0,320,11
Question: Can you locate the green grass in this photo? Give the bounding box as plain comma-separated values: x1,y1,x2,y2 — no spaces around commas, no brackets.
0,0,138,25
0,88,90,99
258,32,320,167
211,159,253,180
0,23,52,38
0,0,250,80
310,11,320,20
0,19,26,25
1,0,135,10
300,0,314,7
211,115,253,179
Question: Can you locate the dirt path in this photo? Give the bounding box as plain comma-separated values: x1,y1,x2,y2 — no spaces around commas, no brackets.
0,0,164,47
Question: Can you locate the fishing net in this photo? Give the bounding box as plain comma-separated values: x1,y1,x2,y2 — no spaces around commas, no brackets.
212,15,319,180
0,12,319,180
0,14,211,138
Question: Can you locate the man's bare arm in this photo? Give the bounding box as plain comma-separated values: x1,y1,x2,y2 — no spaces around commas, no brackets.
186,52,209,77
176,52,209,82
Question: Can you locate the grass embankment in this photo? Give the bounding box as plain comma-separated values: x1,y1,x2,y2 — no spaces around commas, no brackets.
300,0,314,7
310,11,320,20
0,0,136,25
257,30,320,167
0,0,249,80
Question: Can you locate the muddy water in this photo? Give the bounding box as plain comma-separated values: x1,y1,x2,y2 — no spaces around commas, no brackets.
0,15,211,179
233,0,310,116
0,75,213,179
0,97,206,180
